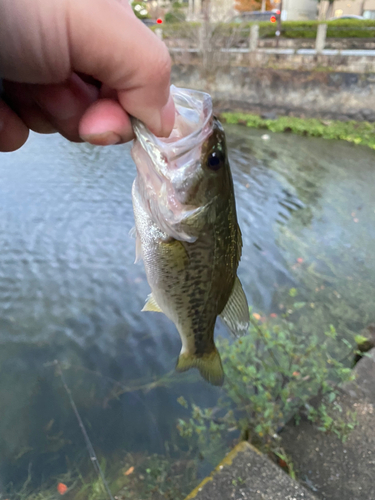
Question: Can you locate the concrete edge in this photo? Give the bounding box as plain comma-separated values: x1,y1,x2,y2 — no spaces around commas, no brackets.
184,441,261,500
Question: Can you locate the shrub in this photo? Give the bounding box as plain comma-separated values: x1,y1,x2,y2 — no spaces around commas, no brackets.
151,22,200,39
152,19,375,39
177,297,357,462
165,11,186,24
132,1,149,20
165,1,187,24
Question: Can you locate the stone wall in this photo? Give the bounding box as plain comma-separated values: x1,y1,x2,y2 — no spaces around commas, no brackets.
170,50,375,121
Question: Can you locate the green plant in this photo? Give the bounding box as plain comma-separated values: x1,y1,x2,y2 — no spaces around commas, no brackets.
7,451,197,500
177,295,357,462
165,11,186,23
131,1,149,20
274,450,296,479
220,113,375,150
306,400,357,442
165,1,186,24
151,21,200,38
151,19,375,39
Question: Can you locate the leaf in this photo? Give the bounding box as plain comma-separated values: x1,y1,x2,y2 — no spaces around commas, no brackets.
354,335,369,345
177,396,188,408
328,392,336,403
293,302,306,309
289,288,297,297
341,339,352,349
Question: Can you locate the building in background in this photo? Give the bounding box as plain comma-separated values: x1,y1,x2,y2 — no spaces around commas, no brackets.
187,0,320,22
187,0,235,21
281,0,318,20
167,0,375,22
319,0,375,19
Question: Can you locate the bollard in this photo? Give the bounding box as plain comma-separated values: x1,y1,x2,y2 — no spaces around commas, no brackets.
316,23,327,53
199,24,206,52
249,24,259,52
155,28,163,41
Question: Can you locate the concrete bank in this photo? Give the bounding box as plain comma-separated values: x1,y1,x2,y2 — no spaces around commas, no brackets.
280,348,375,500
170,50,375,121
183,349,375,500
184,441,317,500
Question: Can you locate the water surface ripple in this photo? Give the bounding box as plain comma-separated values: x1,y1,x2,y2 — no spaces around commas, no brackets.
0,128,374,494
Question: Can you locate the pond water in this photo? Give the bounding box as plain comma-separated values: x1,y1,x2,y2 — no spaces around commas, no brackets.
0,127,374,498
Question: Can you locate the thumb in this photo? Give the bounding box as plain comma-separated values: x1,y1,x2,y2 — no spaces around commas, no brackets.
67,0,174,136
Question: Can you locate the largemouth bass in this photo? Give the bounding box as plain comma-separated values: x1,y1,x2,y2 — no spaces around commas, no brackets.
131,86,249,386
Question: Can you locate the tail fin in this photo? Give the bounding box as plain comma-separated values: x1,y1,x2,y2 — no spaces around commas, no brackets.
175,349,224,386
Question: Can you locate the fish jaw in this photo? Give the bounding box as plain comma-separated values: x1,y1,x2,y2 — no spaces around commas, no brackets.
131,131,212,243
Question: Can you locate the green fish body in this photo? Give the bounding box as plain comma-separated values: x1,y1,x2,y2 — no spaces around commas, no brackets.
131,87,249,386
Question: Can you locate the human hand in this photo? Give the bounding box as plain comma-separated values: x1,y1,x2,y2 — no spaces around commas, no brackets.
0,0,174,152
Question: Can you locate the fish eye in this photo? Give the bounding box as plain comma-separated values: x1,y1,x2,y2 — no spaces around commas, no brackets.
207,151,223,171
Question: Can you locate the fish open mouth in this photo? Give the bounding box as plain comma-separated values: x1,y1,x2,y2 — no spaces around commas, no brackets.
132,86,214,166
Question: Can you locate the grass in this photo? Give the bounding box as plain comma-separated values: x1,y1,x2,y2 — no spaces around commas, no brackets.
220,112,375,150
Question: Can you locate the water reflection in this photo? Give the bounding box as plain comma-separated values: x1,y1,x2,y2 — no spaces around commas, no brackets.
0,128,374,497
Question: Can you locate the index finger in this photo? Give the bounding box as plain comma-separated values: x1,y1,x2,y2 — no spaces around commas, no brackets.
67,0,175,137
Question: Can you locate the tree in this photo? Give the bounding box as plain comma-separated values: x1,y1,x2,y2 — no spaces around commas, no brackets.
317,0,335,20
235,0,273,12
326,0,335,18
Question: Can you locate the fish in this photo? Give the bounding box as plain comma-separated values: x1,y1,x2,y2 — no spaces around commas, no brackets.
131,86,249,386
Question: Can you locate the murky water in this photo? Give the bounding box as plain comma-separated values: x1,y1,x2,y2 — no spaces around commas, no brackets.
0,128,374,497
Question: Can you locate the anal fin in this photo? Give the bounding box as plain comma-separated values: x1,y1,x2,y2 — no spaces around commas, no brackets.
142,293,163,313
220,276,249,337
176,349,224,386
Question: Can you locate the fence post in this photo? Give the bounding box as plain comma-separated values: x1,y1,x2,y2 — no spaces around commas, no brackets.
155,28,163,41
315,23,327,53
249,24,259,52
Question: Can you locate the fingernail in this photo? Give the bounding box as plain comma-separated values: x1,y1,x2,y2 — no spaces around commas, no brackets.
80,131,122,146
159,93,175,138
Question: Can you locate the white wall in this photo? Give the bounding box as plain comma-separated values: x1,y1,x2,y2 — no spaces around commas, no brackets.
283,0,318,20
319,0,375,18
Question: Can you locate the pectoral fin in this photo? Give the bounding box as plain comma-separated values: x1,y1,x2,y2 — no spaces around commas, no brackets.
176,348,224,386
129,227,142,263
220,276,249,337
142,293,163,313
135,234,142,263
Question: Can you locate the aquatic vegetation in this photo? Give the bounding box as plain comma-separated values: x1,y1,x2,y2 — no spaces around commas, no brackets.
177,296,358,463
7,452,197,500
220,113,375,150
114,452,197,500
